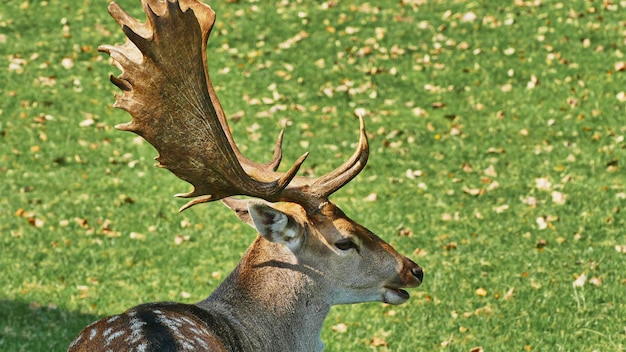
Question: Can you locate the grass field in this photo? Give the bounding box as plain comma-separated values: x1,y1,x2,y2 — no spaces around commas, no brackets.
1,0,625,351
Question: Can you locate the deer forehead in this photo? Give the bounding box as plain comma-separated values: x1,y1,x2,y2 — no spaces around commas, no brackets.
298,203,384,247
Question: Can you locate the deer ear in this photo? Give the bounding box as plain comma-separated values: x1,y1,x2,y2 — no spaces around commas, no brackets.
247,202,303,252
221,197,256,227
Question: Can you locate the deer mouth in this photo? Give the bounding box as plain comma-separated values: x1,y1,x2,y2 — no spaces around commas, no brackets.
383,287,410,305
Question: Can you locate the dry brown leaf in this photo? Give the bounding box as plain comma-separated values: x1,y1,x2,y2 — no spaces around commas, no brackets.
573,273,587,288
484,165,498,177
535,177,552,191
331,323,347,333
494,204,509,213
551,191,567,205
363,193,378,202
443,242,457,251
130,232,145,240
589,277,602,287
413,248,428,257
487,147,505,154
174,235,190,245
475,287,487,297
369,337,387,347
398,227,413,237
463,187,483,196
504,287,515,300
536,239,548,249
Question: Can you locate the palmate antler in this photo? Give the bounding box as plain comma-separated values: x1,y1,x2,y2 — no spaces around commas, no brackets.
99,0,368,211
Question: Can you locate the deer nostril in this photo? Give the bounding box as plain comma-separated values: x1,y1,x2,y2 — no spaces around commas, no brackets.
411,267,424,283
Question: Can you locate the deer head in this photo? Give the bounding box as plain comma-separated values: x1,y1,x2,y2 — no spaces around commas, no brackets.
70,0,423,351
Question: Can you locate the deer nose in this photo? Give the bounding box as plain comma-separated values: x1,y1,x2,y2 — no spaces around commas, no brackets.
411,266,424,284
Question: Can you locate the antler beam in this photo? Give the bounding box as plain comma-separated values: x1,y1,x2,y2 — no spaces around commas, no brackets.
98,0,368,211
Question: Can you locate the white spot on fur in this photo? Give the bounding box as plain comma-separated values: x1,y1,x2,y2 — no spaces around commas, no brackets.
180,316,195,325
156,313,182,333
106,315,121,323
194,335,209,349
188,326,202,335
126,317,146,344
180,340,195,351
89,328,98,340
105,330,125,345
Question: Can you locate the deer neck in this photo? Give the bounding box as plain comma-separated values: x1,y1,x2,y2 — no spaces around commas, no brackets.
197,237,329,352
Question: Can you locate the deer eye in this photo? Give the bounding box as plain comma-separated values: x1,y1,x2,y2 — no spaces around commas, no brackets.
334,239,357,251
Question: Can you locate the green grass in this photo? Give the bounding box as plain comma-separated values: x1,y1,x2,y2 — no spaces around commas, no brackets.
1,0,625,351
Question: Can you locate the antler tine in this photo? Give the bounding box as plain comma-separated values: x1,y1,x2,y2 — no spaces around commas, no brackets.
268,130,285,171
236,130,286,174
107,1,152,38
311,114,369,197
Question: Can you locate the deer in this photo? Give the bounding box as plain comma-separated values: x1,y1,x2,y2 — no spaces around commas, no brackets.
68,0,423,351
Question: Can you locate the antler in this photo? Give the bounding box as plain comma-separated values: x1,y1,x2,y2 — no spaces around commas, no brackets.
99,0,368,211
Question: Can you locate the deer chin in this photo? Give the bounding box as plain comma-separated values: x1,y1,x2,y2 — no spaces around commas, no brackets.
383,287,410,305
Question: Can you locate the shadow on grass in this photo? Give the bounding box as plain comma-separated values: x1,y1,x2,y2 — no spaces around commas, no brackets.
0,299,99,352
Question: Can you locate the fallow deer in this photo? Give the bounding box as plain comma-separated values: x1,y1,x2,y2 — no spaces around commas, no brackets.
68,0,423,351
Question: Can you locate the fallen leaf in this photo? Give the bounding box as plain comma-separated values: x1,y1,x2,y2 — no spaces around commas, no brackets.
475,287,488,297
370,337,387,347
331,323,348,333
129,232,145,240
384,309,396,317
535,177,552,191
504,287,515,300
412,107,428,117
536,239,548,249
484,165,498,177
589,277,602,286
487,147,505,154
523,196,538,207
398,227,413,237
463,187,484,196
573,273,587,288
363,193,378,202
461,11,477,22
551,191,567,205
536,217,548,230
494,204,509,213
413,248,428,257
405,169,423,179
174,235,190,245
443,242,457,250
